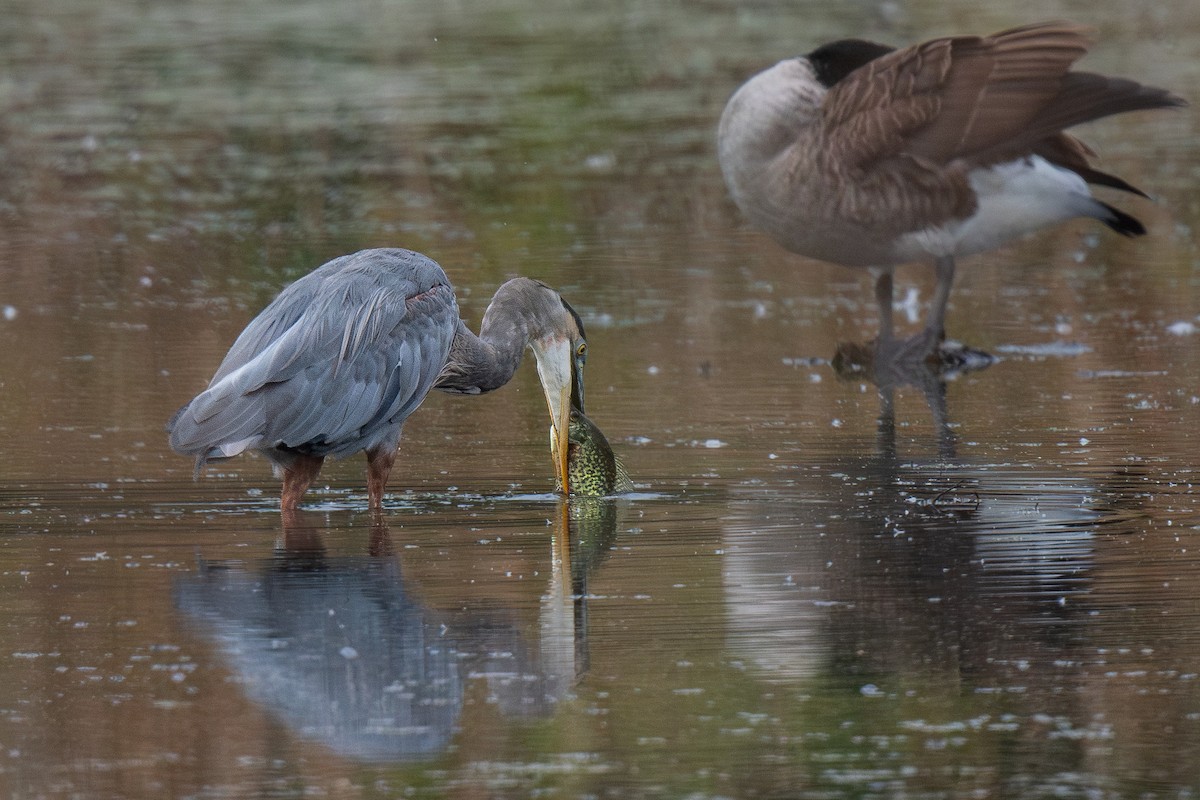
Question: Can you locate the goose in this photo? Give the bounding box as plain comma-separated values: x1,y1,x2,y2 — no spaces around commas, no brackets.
717,21,1184,362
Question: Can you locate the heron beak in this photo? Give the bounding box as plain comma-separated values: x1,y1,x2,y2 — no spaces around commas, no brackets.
532,336,576,494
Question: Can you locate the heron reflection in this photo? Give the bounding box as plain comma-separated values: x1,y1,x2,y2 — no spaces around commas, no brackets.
169,248,588,511
174,504,621,762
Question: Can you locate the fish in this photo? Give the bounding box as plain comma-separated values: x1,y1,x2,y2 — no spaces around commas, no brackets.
552,408,632,497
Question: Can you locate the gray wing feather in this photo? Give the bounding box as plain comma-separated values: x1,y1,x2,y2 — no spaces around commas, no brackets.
208,253,357,386
169,249,458,463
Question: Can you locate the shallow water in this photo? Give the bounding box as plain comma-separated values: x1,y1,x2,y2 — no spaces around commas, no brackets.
2,1,1200,797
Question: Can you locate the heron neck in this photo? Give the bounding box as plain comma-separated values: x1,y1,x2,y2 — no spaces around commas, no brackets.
435,317,530,394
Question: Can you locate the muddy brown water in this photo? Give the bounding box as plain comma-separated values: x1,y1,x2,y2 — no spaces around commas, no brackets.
2,1,1199,797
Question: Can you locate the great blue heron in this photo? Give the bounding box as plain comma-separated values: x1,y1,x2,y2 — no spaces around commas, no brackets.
167,248,587,511
717,21,1183,361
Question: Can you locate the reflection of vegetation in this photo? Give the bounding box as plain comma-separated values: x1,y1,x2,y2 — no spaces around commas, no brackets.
1,0,734,296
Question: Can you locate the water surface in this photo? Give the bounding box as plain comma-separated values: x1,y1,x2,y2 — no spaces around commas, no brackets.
2,1,1199,797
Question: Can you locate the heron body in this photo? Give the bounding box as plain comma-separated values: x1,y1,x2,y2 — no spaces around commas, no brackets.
168,248,587,511
717,21,1183,359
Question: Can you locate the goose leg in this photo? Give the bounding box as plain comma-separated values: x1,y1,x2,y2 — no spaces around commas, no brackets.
924,255,956,347
874,268,895,344
892,255,955,362
871,267,906,367
281,454,324,512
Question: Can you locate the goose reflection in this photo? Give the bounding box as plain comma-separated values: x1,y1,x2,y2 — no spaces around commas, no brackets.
830,336,1001,460
722,419,1122,685
717,456,1167,800
174,504,619,762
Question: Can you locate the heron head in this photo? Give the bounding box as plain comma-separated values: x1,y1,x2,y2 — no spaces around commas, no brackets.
527,287,587,494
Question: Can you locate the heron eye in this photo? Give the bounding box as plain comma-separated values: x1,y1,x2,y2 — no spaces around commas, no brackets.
576,342,587,359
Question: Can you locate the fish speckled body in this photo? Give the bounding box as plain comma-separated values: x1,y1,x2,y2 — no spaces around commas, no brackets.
558,409,631,497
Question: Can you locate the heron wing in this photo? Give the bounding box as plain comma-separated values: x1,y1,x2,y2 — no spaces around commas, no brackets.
205,253,358,386
257,283,458,458
169,250,458,461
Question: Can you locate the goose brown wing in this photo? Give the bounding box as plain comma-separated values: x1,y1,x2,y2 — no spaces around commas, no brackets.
821,21,1092,169
823,21,1180,172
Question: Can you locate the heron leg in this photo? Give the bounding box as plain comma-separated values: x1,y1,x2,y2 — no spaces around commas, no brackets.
365,445,398,510
281,454,324,512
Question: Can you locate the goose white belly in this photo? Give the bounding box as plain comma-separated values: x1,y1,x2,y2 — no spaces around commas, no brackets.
894,155,1097,262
